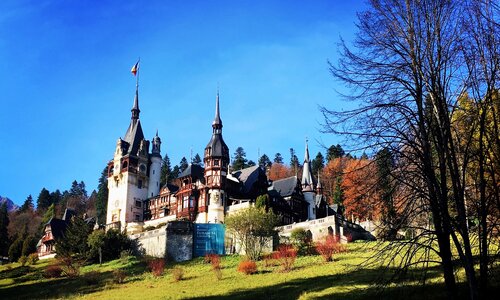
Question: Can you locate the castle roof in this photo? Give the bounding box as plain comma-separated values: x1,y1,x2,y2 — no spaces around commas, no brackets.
178,164,205,180
269,176,300,198
123,88,145,156
230,165,266,194
205,93,229,159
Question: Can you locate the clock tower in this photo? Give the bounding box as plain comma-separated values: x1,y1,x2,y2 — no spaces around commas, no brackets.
203,92,229,223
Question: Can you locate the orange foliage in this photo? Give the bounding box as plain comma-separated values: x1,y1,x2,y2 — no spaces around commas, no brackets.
341,159,381,221
322,157,349,203
268,163,292,181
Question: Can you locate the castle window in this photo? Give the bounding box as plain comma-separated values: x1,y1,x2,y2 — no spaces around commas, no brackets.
153,170,155,175
135,201,142,208
214,159,219,166
138,180,143,189
140,164,146,172
183,196,189,209
122,161,128,169
135,214,140,222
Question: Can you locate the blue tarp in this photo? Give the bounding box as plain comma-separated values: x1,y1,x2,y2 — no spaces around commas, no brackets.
193,223,225,257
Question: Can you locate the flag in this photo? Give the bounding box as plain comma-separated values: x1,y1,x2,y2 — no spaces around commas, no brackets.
131,61,139,76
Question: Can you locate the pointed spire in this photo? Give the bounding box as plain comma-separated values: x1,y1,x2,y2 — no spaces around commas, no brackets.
212,89,222,130
301,138,314,191
131,86,140,120
304,137,310,163
155,129,158,137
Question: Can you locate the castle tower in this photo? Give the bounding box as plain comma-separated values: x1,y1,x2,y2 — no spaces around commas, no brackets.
147,130,162,198
203,92,229,223
301,140,316,220
106,86,151,230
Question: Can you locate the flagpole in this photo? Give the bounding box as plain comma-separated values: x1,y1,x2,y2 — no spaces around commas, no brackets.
136,57,140,90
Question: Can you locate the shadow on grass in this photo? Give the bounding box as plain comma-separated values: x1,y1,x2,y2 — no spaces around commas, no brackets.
183,264,464,300
0,258,149,299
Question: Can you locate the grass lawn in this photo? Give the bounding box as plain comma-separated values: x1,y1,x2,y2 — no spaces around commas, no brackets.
0,242,498,299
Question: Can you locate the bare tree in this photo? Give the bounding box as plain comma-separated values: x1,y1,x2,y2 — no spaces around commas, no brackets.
322,0,499,299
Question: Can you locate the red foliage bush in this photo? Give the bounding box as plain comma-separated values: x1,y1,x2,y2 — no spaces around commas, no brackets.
44,265,63,278
315,235,347,262
148,258,166,277
237,260,258,275
275,244,297,272
205,253,221,269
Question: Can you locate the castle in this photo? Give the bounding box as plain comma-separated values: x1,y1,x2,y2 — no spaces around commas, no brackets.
105,85,329,233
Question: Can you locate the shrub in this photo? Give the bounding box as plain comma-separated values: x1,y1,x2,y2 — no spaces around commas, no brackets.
120,250,133,262
205,254,221,269
58,256,81,277
206,254,222,280
262,253,279,267
275,244,297,272
27,253,39,265
44,265,63,278
83,271,101,285
18,255,28,266
237,260,258,275
113,269,127,284
290,228,313,255
148,258,166,277
172,267,184,282
315,235,347,262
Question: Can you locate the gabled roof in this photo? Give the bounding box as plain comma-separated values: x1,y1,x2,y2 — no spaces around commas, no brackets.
161,183,180,194
269,176,300,198
47,218,68,240
62,208,76,221
230,165,265,194
178,164,205,180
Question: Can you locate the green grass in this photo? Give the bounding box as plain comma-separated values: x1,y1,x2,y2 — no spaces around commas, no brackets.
0,242,498,299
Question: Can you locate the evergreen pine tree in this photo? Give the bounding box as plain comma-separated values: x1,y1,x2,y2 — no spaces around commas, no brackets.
258,154,272,167
21,236,37,256
96,167,108,225
193,153,202,166
274,153,284,164
56,216,91,260
0,202,10,256
160,153,172,187
326,144,345,162
179,157,189,172
232,147,248,170
171,165,180,180
36,188,52,213
50,190,62,206
19,195,34,213
312,152,325,175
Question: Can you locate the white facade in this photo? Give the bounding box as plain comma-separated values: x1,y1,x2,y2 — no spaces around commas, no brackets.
148,155,162,198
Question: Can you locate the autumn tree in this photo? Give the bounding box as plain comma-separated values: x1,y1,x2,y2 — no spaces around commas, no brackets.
268,162,291,181
341,158,379,222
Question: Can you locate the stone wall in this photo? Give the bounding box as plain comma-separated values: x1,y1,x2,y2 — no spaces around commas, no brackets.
129,221,193,262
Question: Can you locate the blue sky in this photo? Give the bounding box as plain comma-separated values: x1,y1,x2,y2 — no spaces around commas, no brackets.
0,0,366,206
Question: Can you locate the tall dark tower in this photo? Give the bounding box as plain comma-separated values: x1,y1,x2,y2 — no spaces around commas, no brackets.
204,92,229,223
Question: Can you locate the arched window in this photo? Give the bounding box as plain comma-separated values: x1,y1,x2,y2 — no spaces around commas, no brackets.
122,161,128,169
